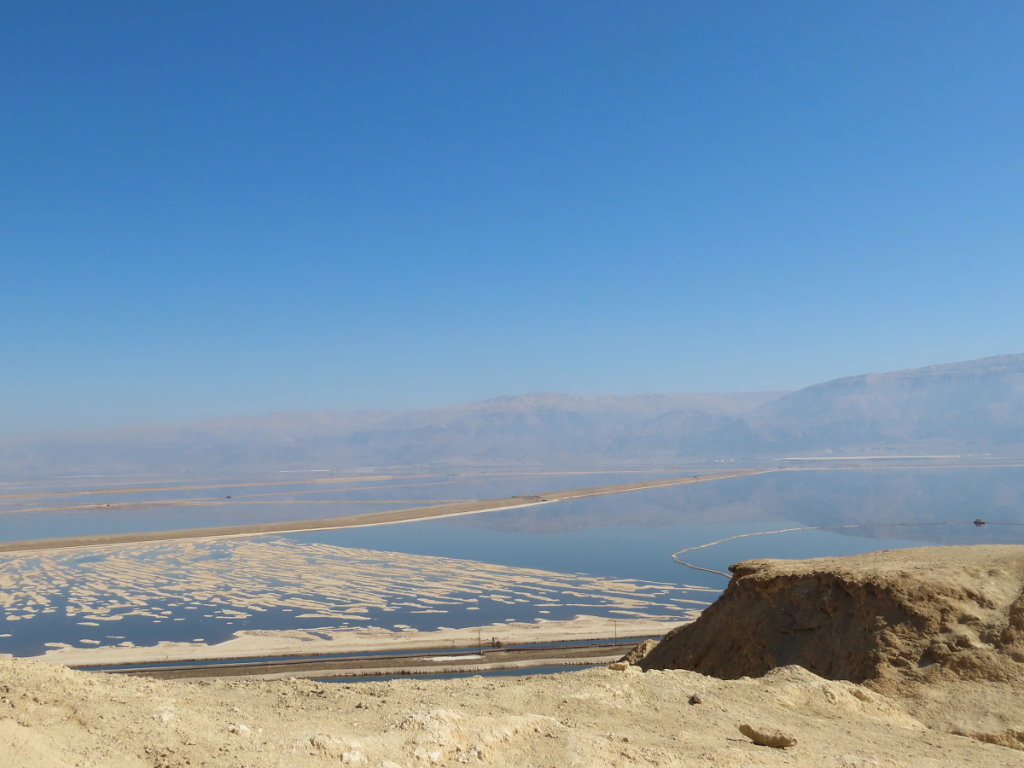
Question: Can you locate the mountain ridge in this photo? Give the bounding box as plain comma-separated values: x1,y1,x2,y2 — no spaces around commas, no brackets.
2,354,1022,478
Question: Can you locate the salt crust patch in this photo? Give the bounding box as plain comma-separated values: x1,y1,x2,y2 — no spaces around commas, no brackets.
2,538,712,658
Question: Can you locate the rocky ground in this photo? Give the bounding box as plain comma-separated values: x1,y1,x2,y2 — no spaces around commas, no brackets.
4,653,1021,768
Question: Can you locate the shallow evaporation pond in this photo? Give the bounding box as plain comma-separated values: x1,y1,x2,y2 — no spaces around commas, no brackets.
290,465,1024,589
0,469,685,542
4,467,1024,656
0,538,707,657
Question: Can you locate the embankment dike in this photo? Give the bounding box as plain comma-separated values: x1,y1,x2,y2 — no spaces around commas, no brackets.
0,468,773,553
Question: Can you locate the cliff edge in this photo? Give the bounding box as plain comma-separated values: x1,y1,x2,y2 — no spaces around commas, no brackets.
642,544,1024,692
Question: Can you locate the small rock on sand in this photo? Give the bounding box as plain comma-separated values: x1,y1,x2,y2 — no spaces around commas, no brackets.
739,723,797,748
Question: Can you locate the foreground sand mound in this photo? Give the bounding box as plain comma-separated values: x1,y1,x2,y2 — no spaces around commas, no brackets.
4,654,1019,766
642,544,1024,689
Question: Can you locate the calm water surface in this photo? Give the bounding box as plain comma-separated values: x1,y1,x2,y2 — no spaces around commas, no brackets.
2,467,1022,657
0,470,685,541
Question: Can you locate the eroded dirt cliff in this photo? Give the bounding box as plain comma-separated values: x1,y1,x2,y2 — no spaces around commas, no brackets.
642,544,1024,690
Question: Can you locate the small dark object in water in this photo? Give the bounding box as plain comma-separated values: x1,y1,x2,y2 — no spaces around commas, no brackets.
974,518,986,526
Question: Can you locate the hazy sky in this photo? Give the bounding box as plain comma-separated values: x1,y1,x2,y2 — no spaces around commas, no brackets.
3,2,1022,435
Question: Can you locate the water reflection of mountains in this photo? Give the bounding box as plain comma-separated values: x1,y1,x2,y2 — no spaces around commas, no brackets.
446,468,1024,546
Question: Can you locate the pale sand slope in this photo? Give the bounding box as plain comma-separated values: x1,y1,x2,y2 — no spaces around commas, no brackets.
3,654,1018,768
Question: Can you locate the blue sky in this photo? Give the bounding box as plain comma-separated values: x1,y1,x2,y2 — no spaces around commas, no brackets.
2,2,1022,435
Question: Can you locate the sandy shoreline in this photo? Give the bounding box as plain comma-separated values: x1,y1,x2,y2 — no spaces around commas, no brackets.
35,615,682,666
220,654,624,682
0,468,772,554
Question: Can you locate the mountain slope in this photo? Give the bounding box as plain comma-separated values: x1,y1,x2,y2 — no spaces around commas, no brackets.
752,353,1024,452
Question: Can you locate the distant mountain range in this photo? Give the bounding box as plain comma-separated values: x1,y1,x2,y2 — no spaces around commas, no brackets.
3,354,1023,478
